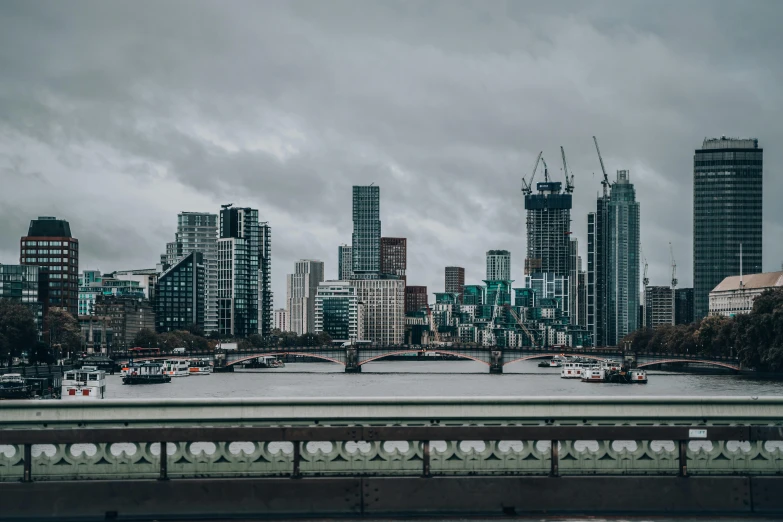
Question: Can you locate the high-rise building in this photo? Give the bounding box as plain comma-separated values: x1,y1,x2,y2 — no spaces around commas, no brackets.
380,237,406,282
217,206,265,337
693,137,763,320
170,212,218,334
445,267,465,302
645,286,674,329
155,252,205,333
675,288,694,325
20,216,79,318
588,170,640,346
568,239,581,324
273,308,289,332
286,259,324,335
338,244,353,280
314,281,364,341
463,285,486,306
486,250,511,281
525,272,569,314
405,285,428,315
524,180,572,276
352,185,381,278
258,222,273,336
352,278,405,344
0,264,43,333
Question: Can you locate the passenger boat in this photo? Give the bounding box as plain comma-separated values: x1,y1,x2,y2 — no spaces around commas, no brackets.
581,365,606,383
549,355,566,368
188,359,212,375
122,363,171,385
61,366,106,399
560,361,584,379
0,374,32,400
163,359,190,377
120,362,142,377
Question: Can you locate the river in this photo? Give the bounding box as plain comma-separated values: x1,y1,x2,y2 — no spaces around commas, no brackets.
106,359,783,399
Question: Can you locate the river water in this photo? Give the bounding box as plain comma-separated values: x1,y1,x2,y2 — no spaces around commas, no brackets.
106,359,783,399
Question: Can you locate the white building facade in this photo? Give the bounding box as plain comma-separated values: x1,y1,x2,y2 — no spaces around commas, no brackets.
709,272,783,317
273,308,289,332
351,278,405,345
286,259,325,335
314,281,364,342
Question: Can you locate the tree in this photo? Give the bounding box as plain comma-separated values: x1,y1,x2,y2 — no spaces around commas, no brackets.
29,341,55,366
0,299,38,368
133,328,159,348
47,307,81,359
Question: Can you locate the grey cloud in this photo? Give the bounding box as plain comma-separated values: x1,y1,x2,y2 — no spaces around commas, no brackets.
1,0,782,304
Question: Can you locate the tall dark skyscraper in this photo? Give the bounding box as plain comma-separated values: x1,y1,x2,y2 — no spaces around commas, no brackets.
588,171,640,346
20,216,79,318
524,180,572,276
693,137,763,320
352,185,381,278
217,206,272,337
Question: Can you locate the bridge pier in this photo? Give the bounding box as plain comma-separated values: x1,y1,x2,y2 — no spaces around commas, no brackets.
345,348,361,373
490,350,503,374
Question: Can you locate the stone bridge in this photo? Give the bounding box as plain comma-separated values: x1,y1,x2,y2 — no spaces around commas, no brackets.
1,396,781,519
120,346,741,373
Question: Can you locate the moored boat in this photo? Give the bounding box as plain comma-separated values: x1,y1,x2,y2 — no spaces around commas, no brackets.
560,361,584,379
61,366,106,399
581,365,605,383
122,363,171,385
0,374,33,400
188,359,212,375
163,359,190,377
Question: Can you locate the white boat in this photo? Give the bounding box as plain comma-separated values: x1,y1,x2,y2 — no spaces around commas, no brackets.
163,359,190,377
560,362,584,379
629,369,648,383
188,359,212,375
581,365,606,383
61,366,106,399
120,362,142,377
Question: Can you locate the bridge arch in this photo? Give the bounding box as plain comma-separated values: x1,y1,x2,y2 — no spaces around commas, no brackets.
503,353,609,367
636,358,740,371
226,352,345,366
359,349,490,366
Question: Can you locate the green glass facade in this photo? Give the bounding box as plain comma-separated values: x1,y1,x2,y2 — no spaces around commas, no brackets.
155,252,205,333
352,186,381,278
693,138,762,320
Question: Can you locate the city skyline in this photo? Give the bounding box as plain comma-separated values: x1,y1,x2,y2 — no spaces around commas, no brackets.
1,2,783,309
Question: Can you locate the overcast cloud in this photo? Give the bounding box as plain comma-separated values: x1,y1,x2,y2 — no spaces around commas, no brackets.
1,0,782,305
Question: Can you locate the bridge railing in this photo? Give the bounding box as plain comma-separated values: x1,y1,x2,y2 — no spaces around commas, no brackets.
1,397,781,482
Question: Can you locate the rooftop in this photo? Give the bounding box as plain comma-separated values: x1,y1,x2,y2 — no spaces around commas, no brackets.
701,137,759,150
711,272,783,293
26,217,72,238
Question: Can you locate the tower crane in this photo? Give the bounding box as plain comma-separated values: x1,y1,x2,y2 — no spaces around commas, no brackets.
560,146,575,194
669,242,678,326
521,151,543,195
504,304,538,347
592,136,610,198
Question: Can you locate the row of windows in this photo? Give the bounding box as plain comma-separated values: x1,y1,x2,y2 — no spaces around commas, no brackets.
23,240,77,248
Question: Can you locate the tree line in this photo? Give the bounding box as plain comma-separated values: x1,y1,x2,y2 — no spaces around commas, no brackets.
620,287,783,372
132,328,333,352
0,299,81,367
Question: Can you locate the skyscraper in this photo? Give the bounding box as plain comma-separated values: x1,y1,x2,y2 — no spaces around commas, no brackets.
258,221,273,336
286,259,324,335
380,237,406,282
338,244,353,280
171,212,218,333
20,216,79,318
524,180,572,276
217,206,260,337
486,250,511,281
693,137,763,320
155,252,205,333
645,286,674,329
352,185,381,278
445,267,465,302
314,281,364,341
588,170,640,346
675,288,694,325
352,279,405,344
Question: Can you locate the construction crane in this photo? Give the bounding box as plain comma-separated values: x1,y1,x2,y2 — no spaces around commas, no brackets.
425,303,442,345
521,151,543,195
592,136,610,197
669,242,678,326
504,304,538,347
641,246,649,288
560,146,575,194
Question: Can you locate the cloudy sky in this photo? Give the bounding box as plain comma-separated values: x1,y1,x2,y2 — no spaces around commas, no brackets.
1,0,781,305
